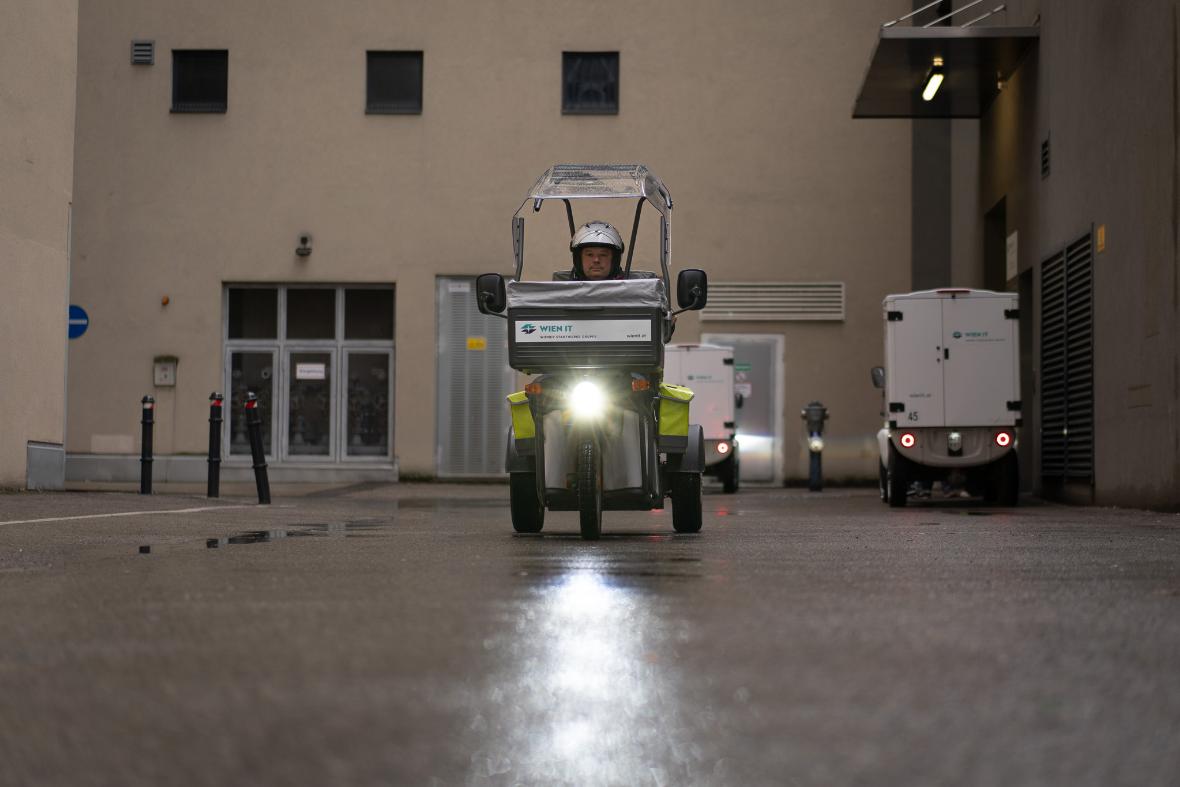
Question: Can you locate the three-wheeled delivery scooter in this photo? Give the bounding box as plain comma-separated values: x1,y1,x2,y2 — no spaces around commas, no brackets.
474,164,709,539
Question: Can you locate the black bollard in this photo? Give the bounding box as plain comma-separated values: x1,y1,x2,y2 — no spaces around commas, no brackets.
245,392,271,504
207,392,223,498
140,395,155,494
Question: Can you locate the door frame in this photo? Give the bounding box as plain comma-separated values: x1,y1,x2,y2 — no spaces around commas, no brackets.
701,332,785,485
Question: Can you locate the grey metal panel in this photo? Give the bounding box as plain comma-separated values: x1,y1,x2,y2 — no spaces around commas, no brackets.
436,277,514,477
26,441,65,490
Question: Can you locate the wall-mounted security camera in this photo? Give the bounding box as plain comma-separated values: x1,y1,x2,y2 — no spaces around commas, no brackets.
296,233,313,257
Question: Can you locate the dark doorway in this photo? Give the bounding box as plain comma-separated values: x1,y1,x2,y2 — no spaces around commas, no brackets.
983,197,1007,292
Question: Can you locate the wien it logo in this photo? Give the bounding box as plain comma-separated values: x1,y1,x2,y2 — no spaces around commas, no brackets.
520,323,537,334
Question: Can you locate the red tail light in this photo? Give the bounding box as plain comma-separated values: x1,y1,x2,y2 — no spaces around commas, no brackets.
995,431,1012,447
900,433,916,448
717,441,730,454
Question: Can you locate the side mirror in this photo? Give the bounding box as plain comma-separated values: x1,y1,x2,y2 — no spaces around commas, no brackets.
870,366,885,389
676,269,708,311
475,273,506,315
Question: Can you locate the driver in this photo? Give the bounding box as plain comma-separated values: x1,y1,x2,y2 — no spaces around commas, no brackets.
570,221,625,281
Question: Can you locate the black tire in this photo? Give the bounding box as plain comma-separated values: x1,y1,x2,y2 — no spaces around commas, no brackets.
721,453,739,494
879,461,890,504
888,444,908,508
577,438,602,540
509,472,544,533
992,451,1019,507
671,472,703,533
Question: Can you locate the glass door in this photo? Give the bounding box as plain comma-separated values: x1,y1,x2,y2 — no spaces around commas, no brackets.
227,350,277,458
284,350,336,460
343,351,393,459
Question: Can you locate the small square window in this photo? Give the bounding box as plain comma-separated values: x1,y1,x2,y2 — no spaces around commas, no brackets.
172,50,228,113
367,51,423,114
563,52,618,115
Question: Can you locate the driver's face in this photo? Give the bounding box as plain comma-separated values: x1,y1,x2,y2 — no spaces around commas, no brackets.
580,247,614,280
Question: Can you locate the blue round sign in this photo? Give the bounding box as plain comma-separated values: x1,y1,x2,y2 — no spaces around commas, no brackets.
68,305,89,339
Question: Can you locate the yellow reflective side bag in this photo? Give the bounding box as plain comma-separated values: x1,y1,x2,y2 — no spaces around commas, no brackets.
507,391,536,453
657,383,693,451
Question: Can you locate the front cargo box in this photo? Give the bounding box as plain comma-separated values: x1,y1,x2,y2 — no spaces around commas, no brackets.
506,279,668,374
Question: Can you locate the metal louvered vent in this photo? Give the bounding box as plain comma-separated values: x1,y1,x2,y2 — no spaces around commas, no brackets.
701,282,845,321
1040,230,1094,482
131,40,154,65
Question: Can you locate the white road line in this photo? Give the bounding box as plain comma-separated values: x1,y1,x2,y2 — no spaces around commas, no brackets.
0,505,254,527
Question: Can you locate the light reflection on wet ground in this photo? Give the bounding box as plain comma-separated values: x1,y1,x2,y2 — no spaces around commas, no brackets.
468,555,716,784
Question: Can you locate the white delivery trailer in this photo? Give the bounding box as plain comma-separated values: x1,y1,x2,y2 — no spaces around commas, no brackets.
664,344,740,492
872,288,1020,507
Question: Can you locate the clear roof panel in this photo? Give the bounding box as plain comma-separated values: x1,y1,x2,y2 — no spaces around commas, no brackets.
527,164,670,210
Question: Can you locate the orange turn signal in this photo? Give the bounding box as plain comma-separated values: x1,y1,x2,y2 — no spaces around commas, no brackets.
525,382,543,395
631,379,651,392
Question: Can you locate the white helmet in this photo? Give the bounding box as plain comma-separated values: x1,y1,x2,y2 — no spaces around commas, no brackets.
569,221,624,278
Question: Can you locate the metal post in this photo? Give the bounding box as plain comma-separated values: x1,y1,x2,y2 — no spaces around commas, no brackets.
801,401,828,493
140,395,154,495
245,392,271,505
207,392,223,498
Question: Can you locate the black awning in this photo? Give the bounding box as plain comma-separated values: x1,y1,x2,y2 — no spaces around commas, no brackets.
853,26,1039,119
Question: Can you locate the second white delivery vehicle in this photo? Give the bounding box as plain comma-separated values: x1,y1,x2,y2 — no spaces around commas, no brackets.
663,344,740,493
872,288,1021,507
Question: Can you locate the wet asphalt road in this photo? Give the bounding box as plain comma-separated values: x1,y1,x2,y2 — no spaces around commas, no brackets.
1,484,1179,786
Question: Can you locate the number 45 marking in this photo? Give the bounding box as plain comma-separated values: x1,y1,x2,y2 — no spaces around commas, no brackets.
908,411,919,422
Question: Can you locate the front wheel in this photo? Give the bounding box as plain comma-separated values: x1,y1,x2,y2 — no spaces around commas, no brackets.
671,472,703,533
577,438,603,540
509,472,544,533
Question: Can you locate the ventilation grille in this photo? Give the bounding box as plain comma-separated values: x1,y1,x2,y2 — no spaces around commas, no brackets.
1041,135,1050,179
131,40,154,65
701,282,845,321
1040,230,1094,482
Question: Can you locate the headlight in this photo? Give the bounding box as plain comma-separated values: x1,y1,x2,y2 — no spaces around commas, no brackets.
569,380,606,420
808,436,824,453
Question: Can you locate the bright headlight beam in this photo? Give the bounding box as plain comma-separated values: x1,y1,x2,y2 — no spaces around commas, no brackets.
570,381,605,419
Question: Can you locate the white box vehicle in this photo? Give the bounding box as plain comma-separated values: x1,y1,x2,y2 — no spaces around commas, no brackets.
663,344,740,492
872,288,1021,507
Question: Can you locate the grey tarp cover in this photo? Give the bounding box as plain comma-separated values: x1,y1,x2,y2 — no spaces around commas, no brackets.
506,279,668,311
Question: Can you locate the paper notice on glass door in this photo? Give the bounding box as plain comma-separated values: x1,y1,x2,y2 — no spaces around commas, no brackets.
296,363,326,380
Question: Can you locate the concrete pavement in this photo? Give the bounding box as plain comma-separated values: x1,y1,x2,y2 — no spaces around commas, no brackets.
1,484,1178,786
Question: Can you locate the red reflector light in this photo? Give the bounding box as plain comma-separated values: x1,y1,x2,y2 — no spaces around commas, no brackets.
717,441,730,454
995,432,1012,447
631,378,651,392
524,382,543,395
900,433,916,448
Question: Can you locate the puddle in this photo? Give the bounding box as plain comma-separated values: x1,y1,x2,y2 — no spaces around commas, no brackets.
206,519,396,548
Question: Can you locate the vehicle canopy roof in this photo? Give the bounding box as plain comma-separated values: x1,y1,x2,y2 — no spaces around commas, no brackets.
512,164,673,282
523,164,672,217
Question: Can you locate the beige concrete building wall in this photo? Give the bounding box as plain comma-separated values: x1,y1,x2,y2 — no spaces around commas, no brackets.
69,0,912,482
970,0,1180,507
0,0,78,488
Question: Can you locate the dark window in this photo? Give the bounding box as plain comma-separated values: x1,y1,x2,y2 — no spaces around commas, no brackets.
172,50,228,113
366,51,423,114
345,289,395,340
228,288,277,339
563,52,618,114
286,289,336,339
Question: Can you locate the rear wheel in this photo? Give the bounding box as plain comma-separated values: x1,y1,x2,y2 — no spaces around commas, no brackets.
577,438,602,540
990,451,1019,507
720,453,739,494
879,461,890,504
888,444,908,508
671,472,703,533
509,472,544,533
